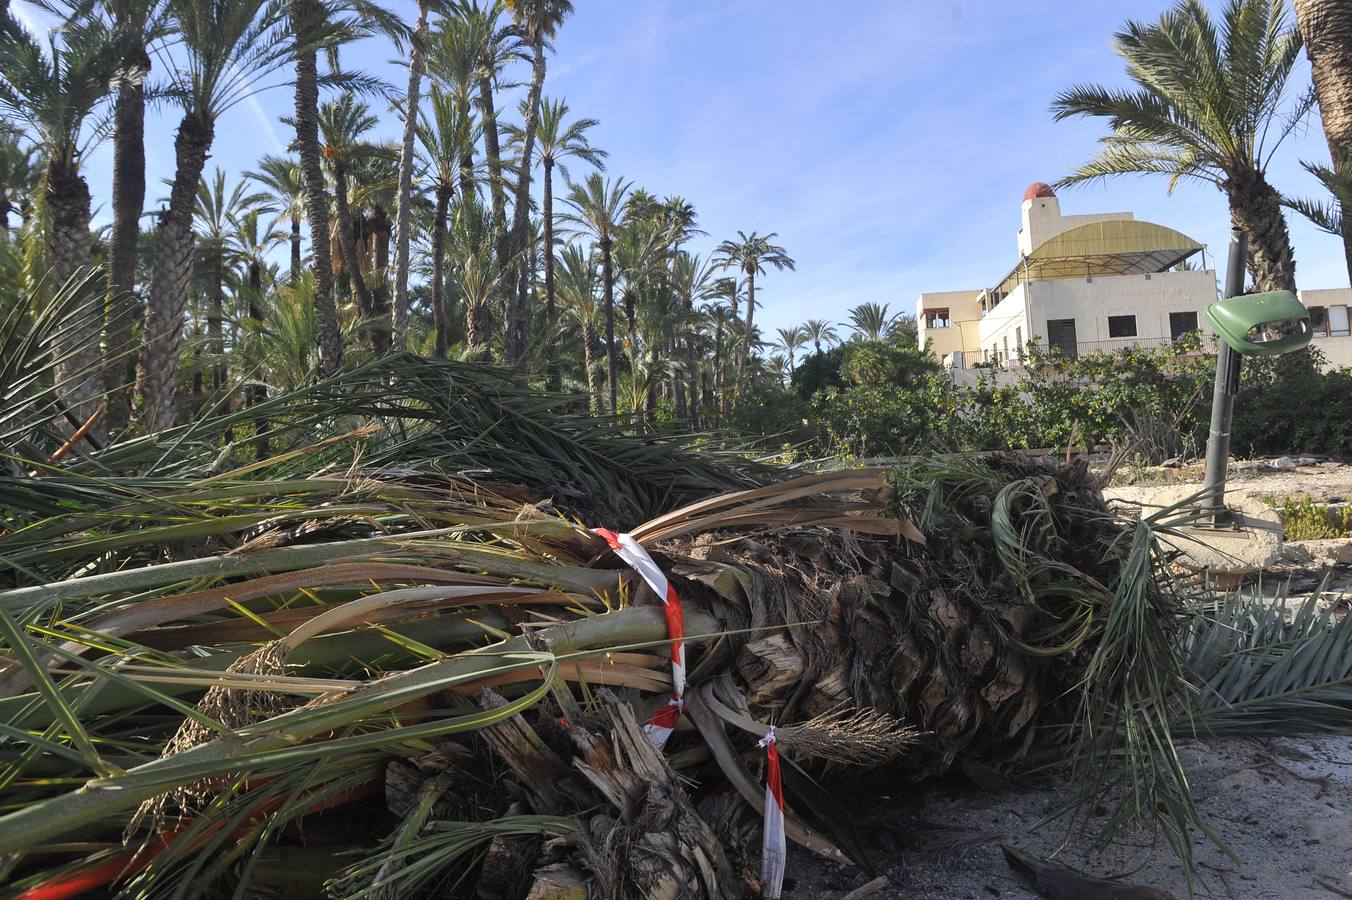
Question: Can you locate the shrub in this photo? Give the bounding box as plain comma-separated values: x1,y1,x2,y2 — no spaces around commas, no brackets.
1278,497,1352,541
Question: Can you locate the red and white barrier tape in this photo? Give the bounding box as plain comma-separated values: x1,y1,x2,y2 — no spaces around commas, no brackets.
759,726,786,898
594,528,686,748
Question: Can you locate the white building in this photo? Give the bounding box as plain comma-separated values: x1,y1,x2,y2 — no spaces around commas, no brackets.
917,183,1221,382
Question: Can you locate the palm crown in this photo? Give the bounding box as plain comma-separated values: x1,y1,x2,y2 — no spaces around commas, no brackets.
1051,0,1309,290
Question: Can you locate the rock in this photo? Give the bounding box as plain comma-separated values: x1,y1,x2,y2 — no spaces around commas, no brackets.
1295,457,1320,467
1160,457,1182,468
1273,456,1297,470
1233,459,1262,472
1281,543,1314,564
1295,539,1352,565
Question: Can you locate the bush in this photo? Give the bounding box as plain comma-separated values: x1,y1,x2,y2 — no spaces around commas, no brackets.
1232,347,1352,456
1278,497,1352,541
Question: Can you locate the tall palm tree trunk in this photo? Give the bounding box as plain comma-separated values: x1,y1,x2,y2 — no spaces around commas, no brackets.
370,206,392,353
734,270,754,399
105,45,150,434
332,164,376,346
391,0,429,351
479,76,510,361
1226,170,1297,291
290,213,302,284
714,317,726,423
505,33,547,364
582,318,600,415
601,237,618,415
47,159,101,421
245,260,268,459
209,249,225,391
1295,0,1352,282
431,182,451,358
477,78,508,235
543,160,559,389
136,111,213,432
292,0,342,376
466,299,491,358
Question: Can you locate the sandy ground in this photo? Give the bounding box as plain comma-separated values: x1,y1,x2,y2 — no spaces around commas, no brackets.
788,735,1352,899
1105,459,1352,507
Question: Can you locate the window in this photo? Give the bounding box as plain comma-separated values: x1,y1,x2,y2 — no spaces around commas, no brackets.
1310,306,1328,336
1108,315,1137,338
924,308,950,328
1002,336,1009,363
1047,318,1077,358
1331,305,1350,337
1015,326,1023,357
1169,311,1199,341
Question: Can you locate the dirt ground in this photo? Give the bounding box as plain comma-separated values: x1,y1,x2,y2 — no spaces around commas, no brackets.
787,735,1352,899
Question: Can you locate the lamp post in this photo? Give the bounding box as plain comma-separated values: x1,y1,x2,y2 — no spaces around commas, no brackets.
1200,229,1314,526
1200,229,1247,525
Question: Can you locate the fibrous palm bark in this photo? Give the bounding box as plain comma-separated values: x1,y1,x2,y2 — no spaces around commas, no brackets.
1295,0,1352,282
47,159,101,421
291,0,343,376
543,158,559,389
504,28,547,364
431,183,452,358
600,236,617,415
1227,169,1297,292
136,112,213,432
105,41,150,434
391,0,430,352
331,162,375,341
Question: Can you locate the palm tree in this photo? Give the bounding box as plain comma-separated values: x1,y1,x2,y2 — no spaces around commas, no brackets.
0,14,113,422
555,243,601,412
671,250,713,423
316,95,381,347
1051,0,1310,292
713,230,795,401
561,173,629,414
614,215,670,368
775,325,805,373
286,0,395,376
502,0,574,363
44,0,168,433
448,195,502,359
417,86,479,357
136,0,290,431
508,97,605,387
228,206,285,457
803,318,838,355
1293,0,1352,283
194,168,269,393
0,125,36,238
246,155,306,284
424,12,487,202
846,301,899,342
453,1,520,242
391,0,434,351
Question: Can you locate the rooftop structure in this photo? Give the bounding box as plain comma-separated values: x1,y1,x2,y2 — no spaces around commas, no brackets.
918,185,1220,381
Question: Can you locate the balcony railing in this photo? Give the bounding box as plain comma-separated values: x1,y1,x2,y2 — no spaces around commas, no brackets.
947,335,1197,370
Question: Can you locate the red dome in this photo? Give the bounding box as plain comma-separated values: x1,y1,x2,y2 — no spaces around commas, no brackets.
1024,182,1056,201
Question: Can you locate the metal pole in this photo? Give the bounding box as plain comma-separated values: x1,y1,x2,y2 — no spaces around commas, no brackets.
1201,229,1248,525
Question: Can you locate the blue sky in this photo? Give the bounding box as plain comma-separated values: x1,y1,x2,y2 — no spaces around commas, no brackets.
12,0,1348,336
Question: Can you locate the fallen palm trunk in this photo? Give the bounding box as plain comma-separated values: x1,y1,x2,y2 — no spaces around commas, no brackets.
0,456,1212,897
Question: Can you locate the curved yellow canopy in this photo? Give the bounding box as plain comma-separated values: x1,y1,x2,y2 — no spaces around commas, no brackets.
987,219,1205,304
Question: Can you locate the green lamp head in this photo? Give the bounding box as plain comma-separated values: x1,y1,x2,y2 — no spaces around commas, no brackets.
1205,290,1312,357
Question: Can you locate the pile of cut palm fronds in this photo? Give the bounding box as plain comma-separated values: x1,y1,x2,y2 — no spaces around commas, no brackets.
2,437,1351,898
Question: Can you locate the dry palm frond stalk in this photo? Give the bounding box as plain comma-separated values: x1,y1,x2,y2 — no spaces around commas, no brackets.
0,454,1201,898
